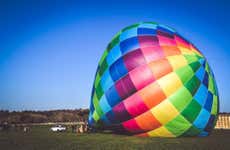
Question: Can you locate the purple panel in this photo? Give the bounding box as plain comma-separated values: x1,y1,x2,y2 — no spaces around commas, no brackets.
138,36,159,48
123,49,146,71
113,102,131,122
157,30,174,39
115,74,136,100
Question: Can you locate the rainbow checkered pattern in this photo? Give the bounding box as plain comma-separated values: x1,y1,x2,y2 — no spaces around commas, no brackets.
89,22,219,137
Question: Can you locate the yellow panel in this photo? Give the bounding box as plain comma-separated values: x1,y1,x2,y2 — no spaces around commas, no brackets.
178,46,195,55
147,126,175,137
190,47,202,56
167,55,188,70
151,100,179,124
157,72,183,97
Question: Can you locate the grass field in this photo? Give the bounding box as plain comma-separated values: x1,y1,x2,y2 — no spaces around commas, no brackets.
0,126,229,150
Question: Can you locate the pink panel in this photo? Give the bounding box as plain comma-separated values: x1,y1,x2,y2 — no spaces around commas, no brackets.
174,35,190,48
124,93,149,117
158,35,177,46
141,46,164,63
122,118,141,133
129,64,155,90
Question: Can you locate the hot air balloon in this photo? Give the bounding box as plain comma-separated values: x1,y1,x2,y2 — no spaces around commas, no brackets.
88,22,219,137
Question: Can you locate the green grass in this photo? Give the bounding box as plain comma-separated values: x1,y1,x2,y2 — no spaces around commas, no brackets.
0,126,229,150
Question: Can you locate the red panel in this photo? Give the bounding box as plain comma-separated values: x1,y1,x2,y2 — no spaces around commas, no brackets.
158,35,177,46
174,35,190,49
122,118,142,133
124,93,149,117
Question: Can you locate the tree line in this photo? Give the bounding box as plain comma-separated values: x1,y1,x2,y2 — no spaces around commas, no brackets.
0,109,89,124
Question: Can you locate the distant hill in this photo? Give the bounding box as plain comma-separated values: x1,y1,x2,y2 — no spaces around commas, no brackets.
0,109,89,124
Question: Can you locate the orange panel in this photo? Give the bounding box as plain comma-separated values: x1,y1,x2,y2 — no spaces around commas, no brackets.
135,111,161,131
136,132,149,137
139,82,166,109
161,46,181,56
148,58,173,79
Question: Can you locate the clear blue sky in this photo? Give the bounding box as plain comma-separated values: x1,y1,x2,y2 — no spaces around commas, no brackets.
0,0,229,112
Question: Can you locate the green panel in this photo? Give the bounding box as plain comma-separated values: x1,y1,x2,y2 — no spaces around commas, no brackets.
99,50,108,65
181,99,202,123
92,94,104,118
211,95,218,115
213,115,218,128
210,74,218,95
175,65,194,84
169,87,193,112
122,23,140,32
182,125,201,136
184,55,199,64
208,75,215,93
94,100,104,118
107,32,121,51
99,59,108,76
142,21,158,25
94,73,101,88
93,111,100,122
189,61,201,72
205,63,211,73
165,115,192,137
185,76,201,96
195,54,203,60
92,92,98,104
95,83,104,100
213,79,218,95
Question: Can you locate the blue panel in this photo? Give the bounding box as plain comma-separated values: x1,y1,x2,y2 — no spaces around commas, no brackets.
199,58,205,65
89,98,95,112
100,114,111,125
109,58,128,82
88,116,95,126
100,69,114,92
99,95,112,114
202,72,209,87
193,108,210,130
106,110,119,124
194,84,208,106
198,131,209,137
138,23,157,29
106,45,122,66
120,37,140,54
120,28,138,41
105,85,121,107
137,28,156,35
204,115,215,132
195,66,205,81
157,24,175,34
204,91,213,112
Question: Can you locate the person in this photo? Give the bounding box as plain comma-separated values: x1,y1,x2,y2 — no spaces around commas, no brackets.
71,125,75,133
79,124,83,133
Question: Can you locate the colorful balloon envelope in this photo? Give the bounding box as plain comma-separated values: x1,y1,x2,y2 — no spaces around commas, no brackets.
88,22,219,137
